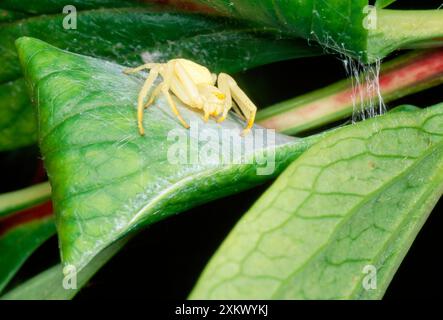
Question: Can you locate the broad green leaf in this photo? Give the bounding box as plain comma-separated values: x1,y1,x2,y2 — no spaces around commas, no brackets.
0,7,319,83
0,182,54,294
191,0,368,59
0,79,36,151
189,0,443,62
190,103,443,299
0,0,137,14
1,236,128,300
0,7,319,151
16,37,320,271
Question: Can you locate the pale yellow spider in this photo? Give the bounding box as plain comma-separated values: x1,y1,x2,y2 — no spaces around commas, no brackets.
123,59,257,136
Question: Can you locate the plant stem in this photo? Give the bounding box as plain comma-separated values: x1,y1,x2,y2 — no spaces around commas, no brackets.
0,182,53,236
257,48,443,135
0,182,51,218
368,9,443,61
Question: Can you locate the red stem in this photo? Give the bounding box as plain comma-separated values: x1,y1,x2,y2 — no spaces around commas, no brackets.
0,201,53,237
258,48,443,133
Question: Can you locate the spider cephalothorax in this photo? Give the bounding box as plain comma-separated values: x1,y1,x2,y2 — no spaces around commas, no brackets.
124,59,257,136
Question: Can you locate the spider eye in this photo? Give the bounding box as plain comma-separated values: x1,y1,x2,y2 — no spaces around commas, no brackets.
215,93,225,100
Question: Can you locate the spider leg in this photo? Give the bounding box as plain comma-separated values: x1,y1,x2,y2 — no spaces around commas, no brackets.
137,66,160,135
203,110,210,122
215,73,232,123
231,101,246,121
162,63,190,129
217,74,246,122
219,73,256,135
144,84,162,109
123,63,159,74
163,90,190,129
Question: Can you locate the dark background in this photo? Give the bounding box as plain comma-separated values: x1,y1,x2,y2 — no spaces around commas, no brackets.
1,0,442,299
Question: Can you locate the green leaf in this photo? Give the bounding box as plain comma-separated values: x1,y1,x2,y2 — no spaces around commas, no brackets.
0,9,28,23
0,79,37,151
1,236,128,300
0,182,54,294
190,103,443,299
0,7,319,151
16,37,320,271
192,0,368,59
190,0,443,62
375,0,396,9
0,7,319,83
389,104,420,113
0,0,137,14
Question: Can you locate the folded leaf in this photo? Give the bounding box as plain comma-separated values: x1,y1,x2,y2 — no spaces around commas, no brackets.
16,37,320,271
0,182,54,294
0,7,319,151
190,103,443,299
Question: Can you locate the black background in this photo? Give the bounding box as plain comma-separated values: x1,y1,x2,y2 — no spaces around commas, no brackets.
1,0,442,300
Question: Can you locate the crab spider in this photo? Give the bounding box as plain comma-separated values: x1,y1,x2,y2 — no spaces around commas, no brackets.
123,59,257,136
